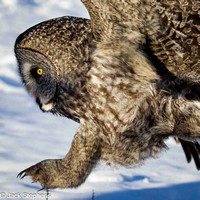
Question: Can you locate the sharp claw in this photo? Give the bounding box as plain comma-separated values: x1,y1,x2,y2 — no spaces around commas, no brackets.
17,168,30,179
21,173,28,179
38,187,45,192
17,171,24,179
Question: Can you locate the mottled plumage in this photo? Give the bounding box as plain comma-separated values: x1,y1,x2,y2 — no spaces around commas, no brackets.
150,0,200,82
15,0,200,189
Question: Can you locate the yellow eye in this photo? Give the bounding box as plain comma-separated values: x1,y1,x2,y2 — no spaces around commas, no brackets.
37,68,43,76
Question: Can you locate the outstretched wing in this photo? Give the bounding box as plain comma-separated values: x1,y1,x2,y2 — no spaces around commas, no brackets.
81,0,200,85
149,0,200,82
81,0,148,43
176,137,200,170
80,0,107,40
81,0,159,80
81,0,200,81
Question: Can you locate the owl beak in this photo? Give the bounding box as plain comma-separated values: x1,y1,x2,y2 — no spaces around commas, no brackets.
36,98,54,112
41,102,54,112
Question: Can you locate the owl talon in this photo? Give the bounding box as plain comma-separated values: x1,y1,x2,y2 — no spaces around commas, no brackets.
17,164,41,182
17,160,63,188
21,173,28,179
38,187,45,192
17,170,28,179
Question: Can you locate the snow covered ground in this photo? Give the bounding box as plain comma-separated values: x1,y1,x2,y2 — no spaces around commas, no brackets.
0,1,200,199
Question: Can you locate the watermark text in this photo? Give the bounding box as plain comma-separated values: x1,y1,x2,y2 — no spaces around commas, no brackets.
0,192,51,199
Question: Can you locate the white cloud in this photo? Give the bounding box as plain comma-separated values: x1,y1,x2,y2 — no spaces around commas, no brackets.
0,0,17,12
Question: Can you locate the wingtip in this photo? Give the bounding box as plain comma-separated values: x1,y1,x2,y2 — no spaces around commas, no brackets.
178,138,200,170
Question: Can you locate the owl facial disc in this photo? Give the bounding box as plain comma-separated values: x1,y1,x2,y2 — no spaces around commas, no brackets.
16,57,57,113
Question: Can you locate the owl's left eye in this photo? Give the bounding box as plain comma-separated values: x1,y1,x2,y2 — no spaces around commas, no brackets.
31,67,43,78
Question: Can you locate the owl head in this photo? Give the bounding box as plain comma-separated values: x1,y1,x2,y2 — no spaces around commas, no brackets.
15,16,93,118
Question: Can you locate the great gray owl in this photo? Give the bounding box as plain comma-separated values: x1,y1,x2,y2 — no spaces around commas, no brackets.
15,0,200,189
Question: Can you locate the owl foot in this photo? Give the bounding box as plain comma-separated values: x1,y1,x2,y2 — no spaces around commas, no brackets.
17,159,62,189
